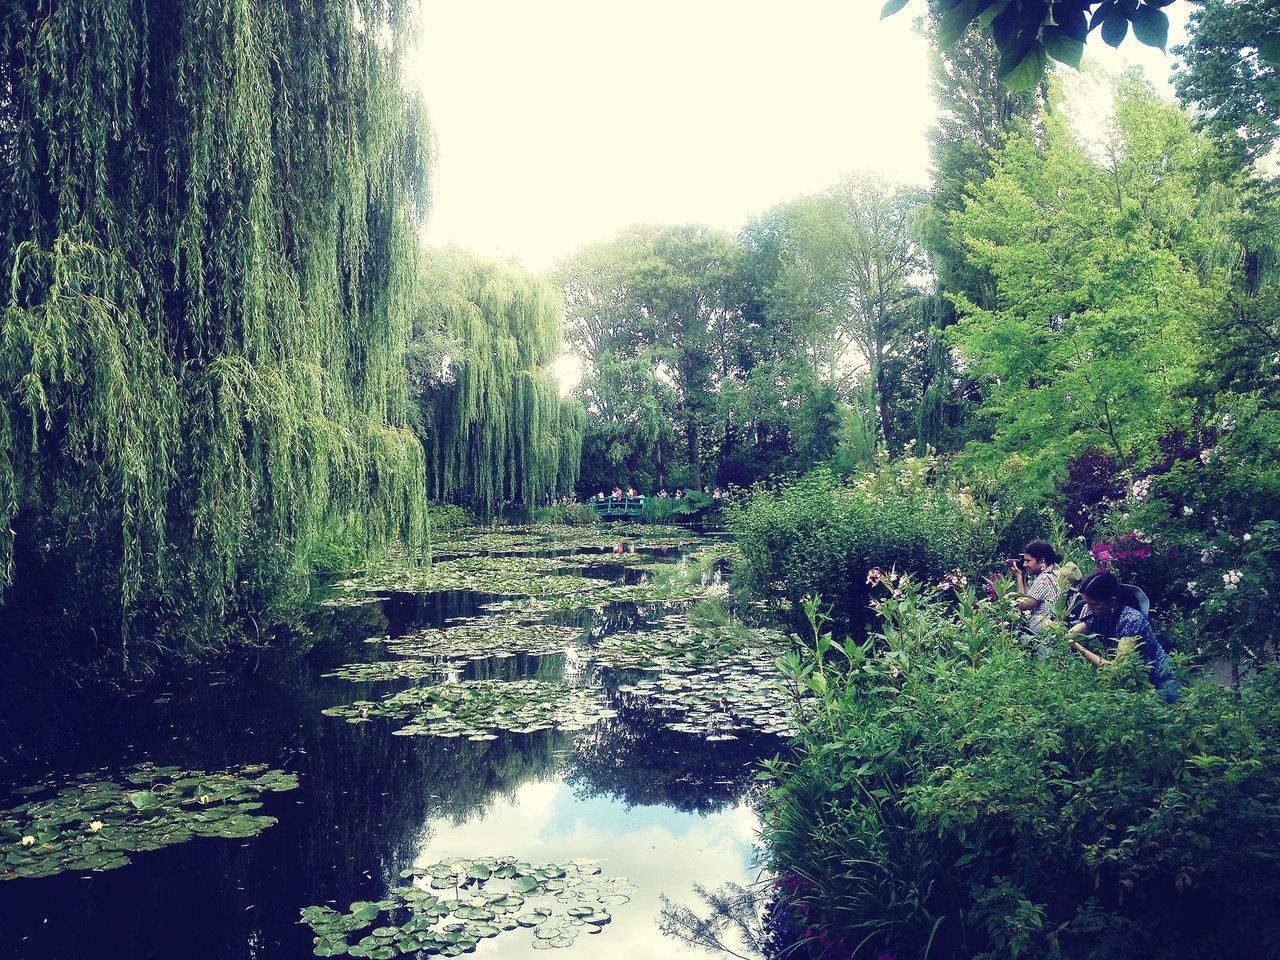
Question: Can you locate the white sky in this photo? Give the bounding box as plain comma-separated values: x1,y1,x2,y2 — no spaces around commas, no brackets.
412,0,1189,274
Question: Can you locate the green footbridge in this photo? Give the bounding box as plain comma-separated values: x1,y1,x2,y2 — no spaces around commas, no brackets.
591,497,645,519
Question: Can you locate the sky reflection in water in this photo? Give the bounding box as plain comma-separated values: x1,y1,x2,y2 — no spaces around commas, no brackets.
416,777,761,958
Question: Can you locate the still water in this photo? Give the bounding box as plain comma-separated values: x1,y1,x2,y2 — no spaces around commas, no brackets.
0,529,782,959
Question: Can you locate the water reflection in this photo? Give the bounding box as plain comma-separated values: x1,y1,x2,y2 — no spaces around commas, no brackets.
411,778,760,960
566,703,771,815
0,528,778,960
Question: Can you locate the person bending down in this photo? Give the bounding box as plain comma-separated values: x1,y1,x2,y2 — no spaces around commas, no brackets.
1068,569,1178,701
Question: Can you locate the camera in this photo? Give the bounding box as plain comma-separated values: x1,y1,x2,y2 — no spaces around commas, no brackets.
1006,557,1023,570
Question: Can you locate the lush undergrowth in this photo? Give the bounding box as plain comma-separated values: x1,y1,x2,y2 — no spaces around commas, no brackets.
728,461,997,637
763,584,1280,960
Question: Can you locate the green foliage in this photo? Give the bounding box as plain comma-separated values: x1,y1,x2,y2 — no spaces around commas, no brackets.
427,502,475,534
1093,403,1280,670
885,0,1179,91
411,249,583,516
949,75,1229,495
727,459,997,635
763,580,1280,959
301,856,636,957
1173,0,1280,163
0,0,430,665
530,502,600,527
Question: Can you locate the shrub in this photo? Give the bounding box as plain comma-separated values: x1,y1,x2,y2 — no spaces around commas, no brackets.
530,502,600,526
426,501,473,533
644,490,716,522
763,582,1280,960
1090,401,1280,670
727,459,996,636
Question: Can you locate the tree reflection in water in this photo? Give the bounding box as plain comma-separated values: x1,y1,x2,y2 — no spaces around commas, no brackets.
565,700,778,815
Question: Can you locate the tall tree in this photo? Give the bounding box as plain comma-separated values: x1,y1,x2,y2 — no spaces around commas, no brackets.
0,0,431,663
949,75,1228,490
412,249,583,514
765,176,927,451
1173,0,1280,165
628,226,745,489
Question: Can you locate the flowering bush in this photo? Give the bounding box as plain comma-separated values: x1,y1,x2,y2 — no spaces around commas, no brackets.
1091,400,1280,669
761,578,1280,959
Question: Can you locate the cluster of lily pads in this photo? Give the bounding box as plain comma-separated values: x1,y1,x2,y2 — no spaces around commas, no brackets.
480,579,723,616
322,679,616,739
0,762,298,880
379,618,585,662
615,654,803,740
301,856,636,957
334,555,612,599
587,618,788,671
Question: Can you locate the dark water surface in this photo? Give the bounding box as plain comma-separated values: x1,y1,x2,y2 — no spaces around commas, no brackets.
0,532,776,959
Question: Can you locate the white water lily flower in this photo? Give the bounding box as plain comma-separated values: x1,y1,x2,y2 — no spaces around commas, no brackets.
89,821,103,832
20,836,36,846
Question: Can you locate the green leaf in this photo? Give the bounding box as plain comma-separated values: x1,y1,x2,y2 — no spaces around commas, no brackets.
1130,6,1168,50
1101,10,1129,48
939,0,982,47
880,0,911,18
126,790,161,812
1042,27,1084,68
978,0,1013,29
1259,34,1280,67
512,876,539,894
1089,0,1116,32
998,40,1048,92
1055,7,1088,41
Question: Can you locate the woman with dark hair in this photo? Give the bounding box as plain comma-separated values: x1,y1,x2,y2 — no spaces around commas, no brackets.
1010,540,1064,634
1068,569,1178,700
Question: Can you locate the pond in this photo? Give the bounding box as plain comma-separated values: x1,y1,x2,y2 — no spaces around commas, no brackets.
0,524,794,960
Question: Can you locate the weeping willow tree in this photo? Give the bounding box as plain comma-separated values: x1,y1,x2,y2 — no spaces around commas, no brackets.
413,249,584,515
0,1,431,667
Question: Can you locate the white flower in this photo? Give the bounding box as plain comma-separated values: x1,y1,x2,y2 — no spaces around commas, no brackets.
1243,533,1253,542
1186,581,1198,597
1182,506,1194,517
1131,477,1152,502
1222,570,1243,590
1221,413,1236,432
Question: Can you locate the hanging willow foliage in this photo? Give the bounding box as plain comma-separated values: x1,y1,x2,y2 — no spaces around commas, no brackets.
0,0,431,665
413,249,584,514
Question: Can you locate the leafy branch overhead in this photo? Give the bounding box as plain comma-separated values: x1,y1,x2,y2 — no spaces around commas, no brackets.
884,0,1280,91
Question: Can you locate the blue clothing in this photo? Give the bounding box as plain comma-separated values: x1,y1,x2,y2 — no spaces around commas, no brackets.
1079,605,1178,700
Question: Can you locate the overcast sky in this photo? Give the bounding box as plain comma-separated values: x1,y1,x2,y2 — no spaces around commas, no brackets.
410,1,1188,275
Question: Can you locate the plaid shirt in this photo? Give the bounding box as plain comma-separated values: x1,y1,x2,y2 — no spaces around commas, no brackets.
1026,566,1061,633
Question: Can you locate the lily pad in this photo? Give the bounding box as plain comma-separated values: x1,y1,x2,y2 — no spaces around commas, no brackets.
0,762,298,882
300,856,633,956
323,680,613,739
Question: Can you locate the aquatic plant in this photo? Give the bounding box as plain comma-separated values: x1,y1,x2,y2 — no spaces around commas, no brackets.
300,855,636,956
376,619,586,663
322,680,615,738
617,654,801,740
0,762,298,880
588,618,787,671
334,555,610,598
